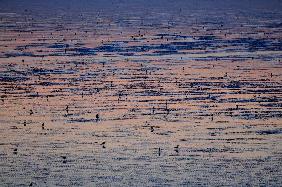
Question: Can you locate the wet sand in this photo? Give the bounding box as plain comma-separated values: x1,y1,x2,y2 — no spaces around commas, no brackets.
0,0,282,186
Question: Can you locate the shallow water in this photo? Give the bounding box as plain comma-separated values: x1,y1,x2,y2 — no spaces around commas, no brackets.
0,0,282,186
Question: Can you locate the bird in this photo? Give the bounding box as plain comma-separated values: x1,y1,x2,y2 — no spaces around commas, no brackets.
174,145,179,153
150,126,154,133
166,108,170,115
101,142,106,148
42,123,45,130
61,156,67,163
96,114,100,122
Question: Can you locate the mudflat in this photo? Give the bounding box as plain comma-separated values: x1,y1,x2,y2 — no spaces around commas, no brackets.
0,0,281,186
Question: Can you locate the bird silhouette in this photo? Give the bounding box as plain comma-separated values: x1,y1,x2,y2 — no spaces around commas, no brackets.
101,142,106,148
150,126,154,132
61,156,67,163
96,114,100,122
174,145,179,153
